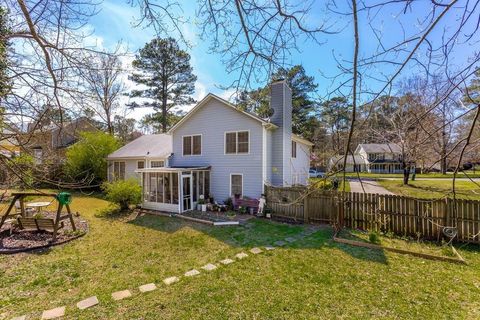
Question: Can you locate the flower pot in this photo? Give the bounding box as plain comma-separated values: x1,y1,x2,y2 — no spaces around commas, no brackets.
197,204,202,211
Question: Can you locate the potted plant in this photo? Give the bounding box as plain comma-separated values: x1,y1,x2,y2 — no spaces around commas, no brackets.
198,195,207,212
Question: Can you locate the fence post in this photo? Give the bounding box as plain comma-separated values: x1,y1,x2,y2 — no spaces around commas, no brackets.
304,195,309,224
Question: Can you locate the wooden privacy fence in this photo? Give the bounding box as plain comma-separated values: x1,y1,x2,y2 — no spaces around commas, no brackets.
264,186,480,244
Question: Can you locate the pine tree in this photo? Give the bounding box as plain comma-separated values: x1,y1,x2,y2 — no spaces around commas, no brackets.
128,37,197,133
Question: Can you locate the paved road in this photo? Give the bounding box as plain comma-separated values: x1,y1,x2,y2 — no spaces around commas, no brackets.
349,179,394,195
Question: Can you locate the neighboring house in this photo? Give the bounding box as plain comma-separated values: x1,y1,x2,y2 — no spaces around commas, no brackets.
328,143,403,173
0,129,21,184
23,117,98,164
107,80,313,213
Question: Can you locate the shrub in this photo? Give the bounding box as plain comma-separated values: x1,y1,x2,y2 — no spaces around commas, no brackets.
102,178,142,211
369,231,381,244
65,131,120,186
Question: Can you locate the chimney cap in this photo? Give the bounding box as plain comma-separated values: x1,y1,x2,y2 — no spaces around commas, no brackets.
271,78,286,83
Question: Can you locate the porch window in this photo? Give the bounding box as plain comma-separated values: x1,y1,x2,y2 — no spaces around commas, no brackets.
292,140,297,158
230,174,243,197
113,161,125,180
150,160,164,168
225,131,249,154
144,172,179,204
183,135,201,156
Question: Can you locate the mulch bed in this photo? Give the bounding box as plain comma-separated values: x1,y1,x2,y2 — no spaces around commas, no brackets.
179,210,255,223
0,211,88,254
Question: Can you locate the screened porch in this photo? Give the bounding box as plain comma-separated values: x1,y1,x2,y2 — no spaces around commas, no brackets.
136,167,211,213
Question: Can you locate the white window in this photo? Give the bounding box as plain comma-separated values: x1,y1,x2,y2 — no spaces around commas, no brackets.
183,135,201,156
137,161,145,169
113,161,125,180
225,131,249,154
230,174,243,197
292,140,297,158
150,160,165,168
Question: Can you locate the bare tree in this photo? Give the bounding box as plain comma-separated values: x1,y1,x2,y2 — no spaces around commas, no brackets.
81,50,125,134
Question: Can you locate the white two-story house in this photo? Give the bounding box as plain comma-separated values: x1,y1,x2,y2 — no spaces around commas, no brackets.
107,80,313,213
328,143,403,173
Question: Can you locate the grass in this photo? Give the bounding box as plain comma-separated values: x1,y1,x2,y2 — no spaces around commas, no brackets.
1,193,480,319
378,179,480,200
309,178,351,192
343,172,480,179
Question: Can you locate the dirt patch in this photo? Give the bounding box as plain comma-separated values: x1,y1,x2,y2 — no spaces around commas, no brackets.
0,211,88,254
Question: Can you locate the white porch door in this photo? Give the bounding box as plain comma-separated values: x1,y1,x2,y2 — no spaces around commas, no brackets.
181,174,193,212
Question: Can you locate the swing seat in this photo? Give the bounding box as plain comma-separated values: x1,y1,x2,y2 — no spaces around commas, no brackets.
17,217,64,232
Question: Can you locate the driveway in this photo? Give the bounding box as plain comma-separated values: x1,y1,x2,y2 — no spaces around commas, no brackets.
349,179,394,195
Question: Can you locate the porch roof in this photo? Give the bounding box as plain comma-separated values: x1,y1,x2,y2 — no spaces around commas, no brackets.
135,166,211,173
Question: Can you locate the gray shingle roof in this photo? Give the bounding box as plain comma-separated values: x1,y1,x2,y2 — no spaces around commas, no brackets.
107,134,172,159
358,143,401,153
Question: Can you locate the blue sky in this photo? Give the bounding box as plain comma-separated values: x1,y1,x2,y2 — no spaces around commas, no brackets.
87,0,478,119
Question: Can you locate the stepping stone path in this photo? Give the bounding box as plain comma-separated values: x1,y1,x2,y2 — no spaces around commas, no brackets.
274,240,286,246
11,316,26,320
285,237,297,243
220,258,234,265
41,306,65,320
265,246,275,251
111,290,132,301
163,276,180,285
185,269,201,277
201,263,217,271
250,247,263,254
235,252,248,259
76,296,99,310
139,283,157,293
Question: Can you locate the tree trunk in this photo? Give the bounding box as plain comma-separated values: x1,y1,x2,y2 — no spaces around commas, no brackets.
403,163,410,185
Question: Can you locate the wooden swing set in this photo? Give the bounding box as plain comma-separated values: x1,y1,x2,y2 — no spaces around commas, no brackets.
0,191,76,241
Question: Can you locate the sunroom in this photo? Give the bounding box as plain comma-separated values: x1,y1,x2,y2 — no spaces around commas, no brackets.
135,167,211,213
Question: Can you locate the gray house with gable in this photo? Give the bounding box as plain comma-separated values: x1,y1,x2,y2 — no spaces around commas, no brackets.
107,80,313,213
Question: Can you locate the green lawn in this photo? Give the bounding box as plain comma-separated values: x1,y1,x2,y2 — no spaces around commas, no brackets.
343,172,480,179
1,193,480,319
378,179,480,200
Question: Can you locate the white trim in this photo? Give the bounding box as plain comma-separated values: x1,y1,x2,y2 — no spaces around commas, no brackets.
224,130,250,155
168,94,277,134
262,126,267,188
229,173,244,197
182,134,203,156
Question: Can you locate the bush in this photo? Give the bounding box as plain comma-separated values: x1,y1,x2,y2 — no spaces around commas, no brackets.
102,178,142,211
65,131,120,185
369,231,381,244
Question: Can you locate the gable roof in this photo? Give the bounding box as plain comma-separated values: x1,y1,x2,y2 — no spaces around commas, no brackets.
168,93,278,133
357,143,401,154
292,134,314,147
107,134,172,159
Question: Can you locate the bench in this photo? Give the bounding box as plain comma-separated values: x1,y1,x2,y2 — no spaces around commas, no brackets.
17,217,64,232
233,198,260,214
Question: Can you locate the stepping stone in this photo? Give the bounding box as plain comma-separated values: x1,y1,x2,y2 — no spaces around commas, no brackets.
76,296,99,310
285,237,297,243
220,258,234,265
265,246,275,251
41,306,65,319
139,283,157,293
163,276,180,285
235,252,248,259
185,269,201,277
274,240,286,246
111,290,132,301
12,316,26,320
201,263,217,271
250,247,263,254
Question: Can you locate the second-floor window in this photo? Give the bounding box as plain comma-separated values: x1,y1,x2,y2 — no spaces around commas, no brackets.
183,135,202,156
225,131,249,154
